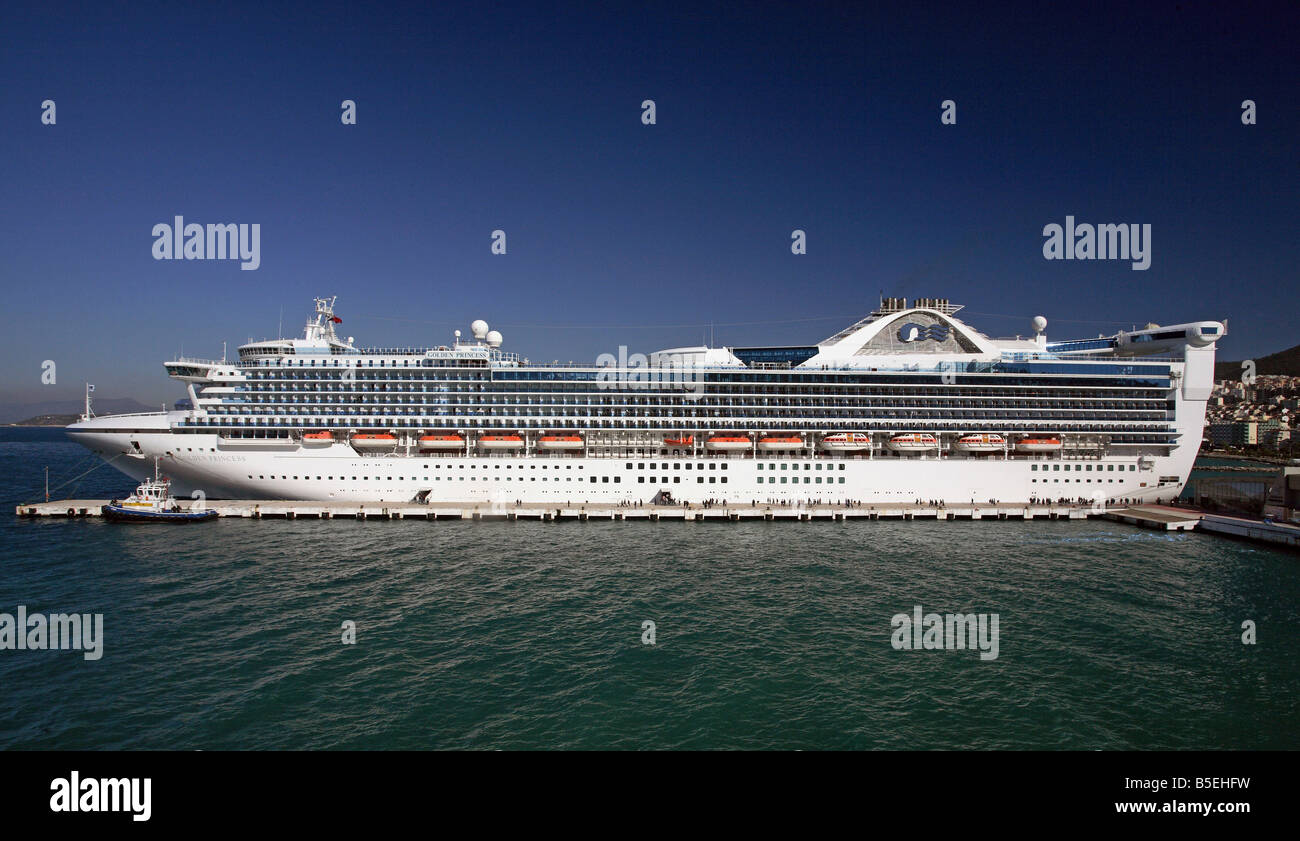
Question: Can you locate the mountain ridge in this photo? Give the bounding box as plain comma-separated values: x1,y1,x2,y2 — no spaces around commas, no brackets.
1215,343,1300,381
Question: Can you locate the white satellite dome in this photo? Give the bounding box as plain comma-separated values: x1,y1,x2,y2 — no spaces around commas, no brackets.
1031,316,1047,334
471,319,489,339
486,330,503,348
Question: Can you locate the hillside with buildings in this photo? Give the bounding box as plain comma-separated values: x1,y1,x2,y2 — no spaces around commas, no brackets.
1204,373,1299,456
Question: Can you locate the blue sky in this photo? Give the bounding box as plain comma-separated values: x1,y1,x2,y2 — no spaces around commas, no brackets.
1,0,1296,406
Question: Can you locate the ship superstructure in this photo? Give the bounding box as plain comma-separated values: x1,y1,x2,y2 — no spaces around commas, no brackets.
66,296,1225,505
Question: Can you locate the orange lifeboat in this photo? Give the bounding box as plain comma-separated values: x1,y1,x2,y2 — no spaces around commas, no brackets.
705,435,751,451
664,435,694,446
302,431,334,447
819,432,871,451
418,434,465,450
478,434,524,450
1016,436,1063,453
954,433,1006,453
352,433,398,450
538,435,584,450
758,436,802,451
887,433,938,452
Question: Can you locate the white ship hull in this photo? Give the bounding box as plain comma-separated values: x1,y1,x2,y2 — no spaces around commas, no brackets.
66,415,1204,506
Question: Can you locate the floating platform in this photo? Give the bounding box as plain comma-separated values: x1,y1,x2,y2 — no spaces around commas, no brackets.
17,499,1096,522
1102,505,1202,532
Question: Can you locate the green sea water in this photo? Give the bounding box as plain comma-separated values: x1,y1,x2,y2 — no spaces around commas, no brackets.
2,429,1297,749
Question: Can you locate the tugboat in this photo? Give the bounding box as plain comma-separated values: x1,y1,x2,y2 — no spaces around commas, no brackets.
101,461,218,523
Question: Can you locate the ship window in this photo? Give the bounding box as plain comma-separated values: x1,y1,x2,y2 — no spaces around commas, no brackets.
698,477,704,483
638,477,645,483
838,477,844,484
709,477,715,483
615,477,621,483
839,464,844,470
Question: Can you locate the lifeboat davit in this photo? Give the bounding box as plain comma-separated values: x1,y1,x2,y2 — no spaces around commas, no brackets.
819,432,871,451
664,435,694,446
1016,436,1063,453
954,433,1006,453
887,433,938,452
302,431,334,447
758,436,802,451
538,435,584,450
478,434,524,450
705,436,751,451
418,434,465,451
352,433,398,450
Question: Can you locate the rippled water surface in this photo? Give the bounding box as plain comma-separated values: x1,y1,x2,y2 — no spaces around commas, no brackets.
2,429,1297,749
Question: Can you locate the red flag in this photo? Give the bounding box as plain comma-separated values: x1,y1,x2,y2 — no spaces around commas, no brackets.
331,316,342,323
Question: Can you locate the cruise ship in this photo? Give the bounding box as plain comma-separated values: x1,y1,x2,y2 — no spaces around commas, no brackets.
67,296,1225,505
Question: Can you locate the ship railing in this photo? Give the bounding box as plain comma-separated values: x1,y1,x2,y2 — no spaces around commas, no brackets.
76,410,172,420
1001,352,1182,363
168,356,226,366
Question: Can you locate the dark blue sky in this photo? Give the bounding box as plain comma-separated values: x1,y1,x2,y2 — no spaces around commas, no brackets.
2,0,1296,405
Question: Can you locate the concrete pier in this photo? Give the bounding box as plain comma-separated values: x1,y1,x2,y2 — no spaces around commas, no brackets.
17,499,1093,522
18,499,1296,548
1197,513,1300,549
